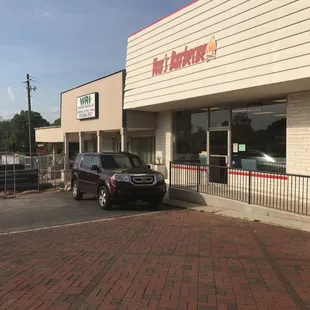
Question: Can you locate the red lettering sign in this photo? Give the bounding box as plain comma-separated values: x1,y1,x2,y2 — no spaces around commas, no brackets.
152,36,217,77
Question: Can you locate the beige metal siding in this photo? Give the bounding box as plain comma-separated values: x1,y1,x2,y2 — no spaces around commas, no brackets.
124,0,310,109
61,71,123,133
35,127,63,143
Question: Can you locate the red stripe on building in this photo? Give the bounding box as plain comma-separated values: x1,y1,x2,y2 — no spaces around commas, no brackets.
129,0,199,37
228,170,288,181
171,164,207,172
171,165,288,180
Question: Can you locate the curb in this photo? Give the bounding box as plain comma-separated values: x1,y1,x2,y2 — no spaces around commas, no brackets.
162,202,188,210
164,198,310,232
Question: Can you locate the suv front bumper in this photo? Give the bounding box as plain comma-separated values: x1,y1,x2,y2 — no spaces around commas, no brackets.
110,182,167,202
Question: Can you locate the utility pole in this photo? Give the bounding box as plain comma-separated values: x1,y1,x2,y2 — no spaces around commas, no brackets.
23,74,37,168
26,74,32,163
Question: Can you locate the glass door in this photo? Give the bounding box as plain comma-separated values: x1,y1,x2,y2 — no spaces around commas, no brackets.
209,130,228,184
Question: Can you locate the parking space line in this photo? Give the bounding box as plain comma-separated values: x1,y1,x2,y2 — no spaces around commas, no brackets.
0,211,161,236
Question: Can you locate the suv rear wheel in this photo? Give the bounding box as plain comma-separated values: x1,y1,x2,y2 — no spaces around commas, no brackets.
72,180,83,200
98,186,113,210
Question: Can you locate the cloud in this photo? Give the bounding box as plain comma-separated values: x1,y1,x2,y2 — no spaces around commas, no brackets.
51,105,60,114
7,86,15,102
35,8,51,17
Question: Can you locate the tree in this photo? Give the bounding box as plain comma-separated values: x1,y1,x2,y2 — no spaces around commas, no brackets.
53,118,61,126
0,117,12,152
8,110,50,154
232,112,254,146
232,112,252,127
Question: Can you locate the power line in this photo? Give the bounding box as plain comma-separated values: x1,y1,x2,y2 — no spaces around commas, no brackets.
29,76,41,84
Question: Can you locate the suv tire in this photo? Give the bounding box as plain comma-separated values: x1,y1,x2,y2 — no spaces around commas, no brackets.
72,180,83,200
98,186,113,210
149,199,162,210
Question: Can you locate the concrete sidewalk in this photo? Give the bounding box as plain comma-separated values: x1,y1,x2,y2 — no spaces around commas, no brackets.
164,195,310,233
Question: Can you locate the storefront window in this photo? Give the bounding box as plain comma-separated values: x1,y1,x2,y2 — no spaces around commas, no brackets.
209,106,229,128
174,110,207,163
231,100,286,173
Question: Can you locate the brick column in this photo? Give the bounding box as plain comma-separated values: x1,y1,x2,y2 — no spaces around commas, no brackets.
79,132,84,153
97,131,102,152
155,111,173,178
120,128,127,152
287,91,310,175
63,133,69,171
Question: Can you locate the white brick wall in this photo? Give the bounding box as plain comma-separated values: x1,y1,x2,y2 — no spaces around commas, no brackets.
155,111,173,177
287,91,310,175
170,163,208,188
227,173,310,215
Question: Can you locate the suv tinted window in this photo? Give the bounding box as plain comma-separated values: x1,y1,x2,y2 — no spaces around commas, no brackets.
90,155,100,167
81,155,92,168
101,154,145,169
131,155,145,167
73,155,83,169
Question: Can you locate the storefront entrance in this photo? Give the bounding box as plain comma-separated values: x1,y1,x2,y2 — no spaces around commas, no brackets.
209,130,228,184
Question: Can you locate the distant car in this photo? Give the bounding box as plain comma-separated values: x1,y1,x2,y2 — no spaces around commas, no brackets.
232,150,286,173
71,152,166,210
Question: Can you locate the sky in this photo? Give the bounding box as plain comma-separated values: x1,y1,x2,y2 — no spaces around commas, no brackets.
0,0,191,123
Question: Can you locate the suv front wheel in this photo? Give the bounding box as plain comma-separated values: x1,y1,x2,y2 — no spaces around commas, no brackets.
98,186,113,210
149,198,162,210
72,180,83,200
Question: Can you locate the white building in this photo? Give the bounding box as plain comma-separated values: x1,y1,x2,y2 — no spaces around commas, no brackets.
123,0,310,213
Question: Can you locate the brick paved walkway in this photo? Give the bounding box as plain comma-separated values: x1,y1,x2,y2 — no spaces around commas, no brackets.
0,210,310,310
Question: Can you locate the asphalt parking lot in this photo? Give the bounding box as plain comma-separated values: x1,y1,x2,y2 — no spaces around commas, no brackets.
0,192,175,234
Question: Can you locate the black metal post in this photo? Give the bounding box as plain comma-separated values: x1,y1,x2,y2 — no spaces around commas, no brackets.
197,165,200,192
169,161,172,188
248,170,252,204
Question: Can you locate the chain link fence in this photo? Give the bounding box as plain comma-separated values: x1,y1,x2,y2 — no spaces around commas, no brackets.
0,152,67,198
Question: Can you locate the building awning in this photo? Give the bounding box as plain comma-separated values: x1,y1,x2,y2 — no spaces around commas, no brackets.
35,126,63,143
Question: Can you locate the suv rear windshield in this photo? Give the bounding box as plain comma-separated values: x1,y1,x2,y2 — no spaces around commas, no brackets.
101,154,145,169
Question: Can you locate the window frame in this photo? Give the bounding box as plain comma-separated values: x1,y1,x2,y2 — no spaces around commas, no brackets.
73,154,83,169
80,155,92,169
90,155,101,168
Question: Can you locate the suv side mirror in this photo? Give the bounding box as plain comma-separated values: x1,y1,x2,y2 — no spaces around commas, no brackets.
90,164,99,171
147,164,151,169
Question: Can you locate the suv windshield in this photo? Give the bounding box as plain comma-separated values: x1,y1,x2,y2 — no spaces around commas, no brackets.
101,154,146,169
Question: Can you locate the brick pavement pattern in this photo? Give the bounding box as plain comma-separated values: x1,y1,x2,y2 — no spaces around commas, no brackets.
0,210,310,310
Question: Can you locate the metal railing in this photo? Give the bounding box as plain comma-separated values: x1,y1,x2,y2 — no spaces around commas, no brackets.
170,162,310,216
232,161,286,174
0,152,67,198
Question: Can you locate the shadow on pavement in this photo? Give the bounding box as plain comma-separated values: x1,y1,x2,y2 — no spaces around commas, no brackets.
81,194,179,212
0,191,181,234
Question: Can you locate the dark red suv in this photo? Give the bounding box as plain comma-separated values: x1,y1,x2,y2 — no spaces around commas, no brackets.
71,152,166,210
